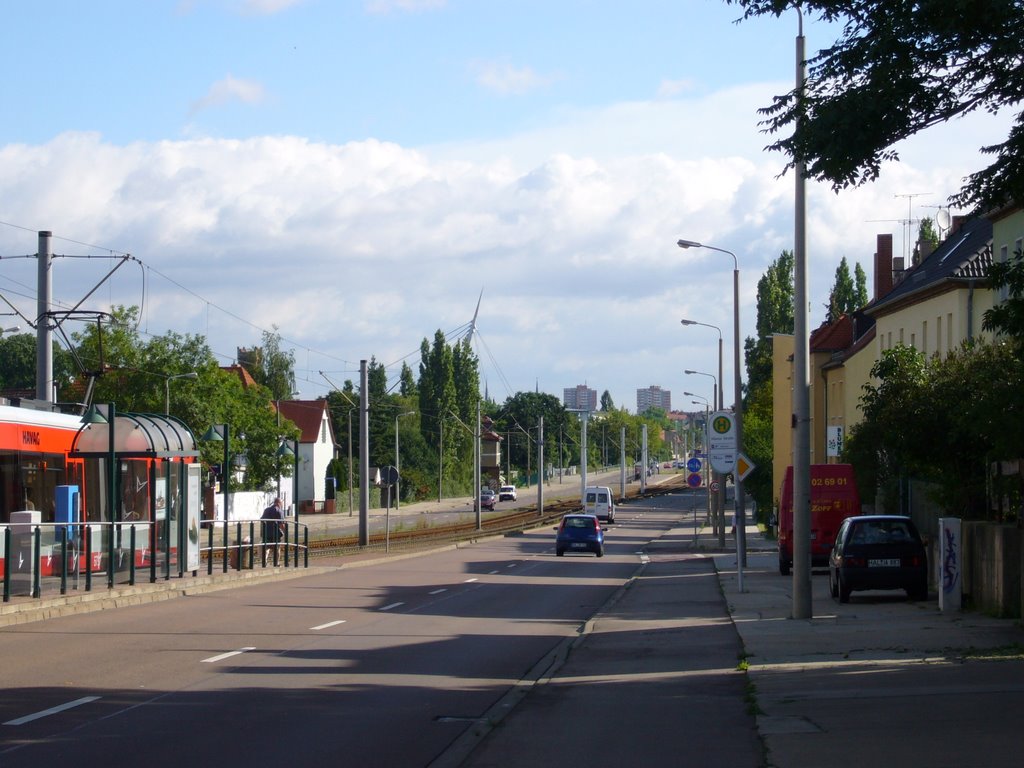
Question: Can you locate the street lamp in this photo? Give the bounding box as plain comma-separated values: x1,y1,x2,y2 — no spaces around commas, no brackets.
680,319,723,411
395,411,415,510
689,395,713,529
684,369,718,411
1,325,20,336
164,372,198,415
679,238,745,589
201,424,230,529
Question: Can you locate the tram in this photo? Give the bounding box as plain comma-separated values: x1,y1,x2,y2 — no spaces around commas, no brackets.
1,399,201,579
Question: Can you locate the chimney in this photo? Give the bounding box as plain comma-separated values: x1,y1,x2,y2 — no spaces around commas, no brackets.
874,234,894,299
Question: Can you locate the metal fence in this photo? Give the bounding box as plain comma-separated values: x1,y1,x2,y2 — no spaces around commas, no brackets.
1,519,308,602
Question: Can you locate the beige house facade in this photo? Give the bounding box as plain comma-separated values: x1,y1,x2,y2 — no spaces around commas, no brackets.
772,215,996,511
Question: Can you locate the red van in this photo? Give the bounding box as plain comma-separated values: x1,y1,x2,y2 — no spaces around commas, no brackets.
778,463,860,575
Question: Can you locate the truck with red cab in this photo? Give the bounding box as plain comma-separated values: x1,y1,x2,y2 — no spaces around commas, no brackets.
778,463,860,576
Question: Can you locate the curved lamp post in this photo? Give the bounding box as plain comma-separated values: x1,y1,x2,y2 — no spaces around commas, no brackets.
678,238,745,590
164,372,198,415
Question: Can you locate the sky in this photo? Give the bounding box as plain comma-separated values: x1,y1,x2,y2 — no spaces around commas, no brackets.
0,1,1012,413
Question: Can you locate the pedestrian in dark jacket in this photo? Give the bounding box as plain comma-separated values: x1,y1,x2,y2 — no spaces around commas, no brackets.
261,497,285,566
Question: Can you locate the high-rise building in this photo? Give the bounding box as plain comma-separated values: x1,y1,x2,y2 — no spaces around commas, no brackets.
563,384,598,411
636,385,671,413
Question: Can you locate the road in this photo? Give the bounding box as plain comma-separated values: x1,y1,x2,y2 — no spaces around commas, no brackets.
0,495,693,767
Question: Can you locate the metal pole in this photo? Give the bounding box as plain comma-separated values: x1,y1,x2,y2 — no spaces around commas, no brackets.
348,410,354,516
619,426,626,497
792,11,813,618
359,360,370,547
536,417,544,514
475,399,481,530
36,231,52,402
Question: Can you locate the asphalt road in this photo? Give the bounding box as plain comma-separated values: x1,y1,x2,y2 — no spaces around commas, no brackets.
0,499,676,767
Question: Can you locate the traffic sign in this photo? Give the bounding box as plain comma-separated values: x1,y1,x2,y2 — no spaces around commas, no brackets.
710,481,720,493
736,453,756,482
708,411,737,473
687,472,702,488
686,457,702,473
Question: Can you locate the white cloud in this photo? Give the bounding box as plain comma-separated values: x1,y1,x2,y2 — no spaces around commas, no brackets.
0,87,1011,409
656,78,697,99
189,75,266,116
472,61,557,95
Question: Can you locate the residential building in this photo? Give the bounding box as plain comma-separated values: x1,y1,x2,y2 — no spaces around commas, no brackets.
772,216,995,510
563,384,598,411
637,385,671,413
276,399,338,515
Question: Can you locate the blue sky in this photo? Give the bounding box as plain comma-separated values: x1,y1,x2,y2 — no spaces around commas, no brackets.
0,1,1011,412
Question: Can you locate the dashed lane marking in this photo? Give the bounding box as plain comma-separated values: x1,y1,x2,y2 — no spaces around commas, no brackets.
4,697,101,726
201,647,255,663
379,602,404,611
311,620,346,630
428,588,448,595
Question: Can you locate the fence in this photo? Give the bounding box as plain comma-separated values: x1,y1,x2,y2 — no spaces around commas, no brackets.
1,519,308,603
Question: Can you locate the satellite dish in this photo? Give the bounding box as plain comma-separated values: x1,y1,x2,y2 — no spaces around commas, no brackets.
935,208,952,232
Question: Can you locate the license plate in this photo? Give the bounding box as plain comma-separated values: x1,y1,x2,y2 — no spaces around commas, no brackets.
869,558,900,567
571,542,587,549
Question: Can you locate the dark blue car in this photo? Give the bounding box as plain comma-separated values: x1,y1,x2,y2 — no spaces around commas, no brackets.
555,514,604,557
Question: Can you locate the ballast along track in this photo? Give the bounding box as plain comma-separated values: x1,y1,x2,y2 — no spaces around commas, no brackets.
308,475,688,557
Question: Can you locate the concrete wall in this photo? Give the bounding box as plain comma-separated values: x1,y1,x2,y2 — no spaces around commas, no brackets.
962,522,1023,619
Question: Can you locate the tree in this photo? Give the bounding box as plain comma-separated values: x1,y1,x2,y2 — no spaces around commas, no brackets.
826,256,858,322
600,390,615,412
854,262,869,308
983,244,1024,340
0,333,75,396
239,328,296,401
745,250,794,394
915,218,940,265
729,0,1024,211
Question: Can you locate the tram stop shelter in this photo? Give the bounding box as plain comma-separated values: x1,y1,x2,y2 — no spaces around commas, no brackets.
69,408,201,583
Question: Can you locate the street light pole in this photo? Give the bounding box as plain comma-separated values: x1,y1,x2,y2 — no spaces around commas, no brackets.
679,238,745,591
684,368,724,545
164,372,198,415
395,411,415,510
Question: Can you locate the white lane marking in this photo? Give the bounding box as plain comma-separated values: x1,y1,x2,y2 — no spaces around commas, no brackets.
201,647,255,663
464,578,479,583
4,696,101,726
506,563,517,569
488,570,499,575
379,602,404,611
428,588,447,595
639,553,650,564
311,620,347,631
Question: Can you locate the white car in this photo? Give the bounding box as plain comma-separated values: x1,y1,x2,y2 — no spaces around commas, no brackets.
498,485,517,502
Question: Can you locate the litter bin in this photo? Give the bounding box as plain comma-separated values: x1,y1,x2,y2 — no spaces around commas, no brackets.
229,537,251,570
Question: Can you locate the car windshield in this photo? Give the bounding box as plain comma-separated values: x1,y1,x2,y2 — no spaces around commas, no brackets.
849,520,915,545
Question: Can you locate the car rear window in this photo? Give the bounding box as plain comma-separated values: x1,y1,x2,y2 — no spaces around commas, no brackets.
565,517,595,530
586,492,596,503
598,492,608,503
849,520,916,545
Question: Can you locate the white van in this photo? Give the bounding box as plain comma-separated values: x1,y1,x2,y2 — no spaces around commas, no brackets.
583,486,615,523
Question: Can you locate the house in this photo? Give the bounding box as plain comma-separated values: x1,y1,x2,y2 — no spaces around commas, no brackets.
772,216,995,510
276,399,338,515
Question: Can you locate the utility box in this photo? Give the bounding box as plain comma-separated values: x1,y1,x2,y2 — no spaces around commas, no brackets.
55,485,80,543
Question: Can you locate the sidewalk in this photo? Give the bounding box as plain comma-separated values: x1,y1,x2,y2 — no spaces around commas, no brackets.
450,520,1024,767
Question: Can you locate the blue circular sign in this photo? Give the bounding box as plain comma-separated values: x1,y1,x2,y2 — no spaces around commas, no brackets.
687,457,702,473
687,472,702,488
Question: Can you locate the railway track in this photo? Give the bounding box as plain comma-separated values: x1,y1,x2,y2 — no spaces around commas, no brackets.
308,475,688,557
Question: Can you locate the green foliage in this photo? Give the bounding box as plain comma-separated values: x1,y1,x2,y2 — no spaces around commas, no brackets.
746,250,793,394
826,256,859,322
600,390,615,411
844,342,1024,520
728,0,1024,211
240,328,296,401
983,245,1024,339
0,334,75,395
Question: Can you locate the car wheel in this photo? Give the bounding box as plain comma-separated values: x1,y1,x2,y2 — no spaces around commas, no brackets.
595,546,604,557
556,548,564,557
838,574,851,603
829,570,839,599
779,557,791,576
